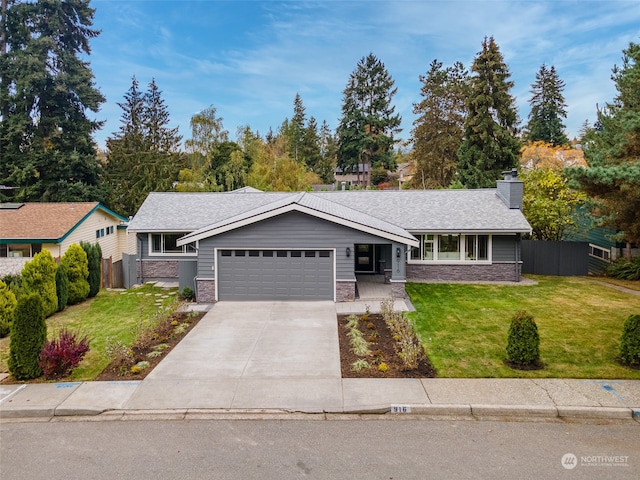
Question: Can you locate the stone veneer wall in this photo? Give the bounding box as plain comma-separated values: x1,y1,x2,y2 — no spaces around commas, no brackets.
0,258,30,277
406,262,522,282
336,281,356,302
390,282,407,298
196,278,215,303
137,260,179,279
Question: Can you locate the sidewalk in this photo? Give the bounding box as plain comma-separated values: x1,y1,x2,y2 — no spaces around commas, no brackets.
1,376,639,421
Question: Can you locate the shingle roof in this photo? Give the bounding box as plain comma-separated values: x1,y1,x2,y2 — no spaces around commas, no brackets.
128,188,531,236
179,192,416,244
0,202,98,241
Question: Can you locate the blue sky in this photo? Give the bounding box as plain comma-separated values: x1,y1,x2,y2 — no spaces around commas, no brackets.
88,0,640,149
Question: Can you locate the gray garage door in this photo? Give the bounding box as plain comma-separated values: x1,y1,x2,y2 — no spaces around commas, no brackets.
217,249,333,300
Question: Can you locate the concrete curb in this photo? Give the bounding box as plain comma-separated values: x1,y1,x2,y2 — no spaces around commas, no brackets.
3,404,639,422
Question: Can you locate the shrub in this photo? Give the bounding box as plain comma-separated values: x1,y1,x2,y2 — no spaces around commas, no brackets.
619,314,640,366
179,287,195,301
380,298,423,370
55,263,69,312
8,294,47,380
81,241,102,298
606,257,640,281
21,250,58,317
1,273,23,297
0,279,17,337
39,328,90,379
506,310,540,366
61,244,90,304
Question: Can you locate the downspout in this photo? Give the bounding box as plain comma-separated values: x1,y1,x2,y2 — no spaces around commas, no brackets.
515,233,521,282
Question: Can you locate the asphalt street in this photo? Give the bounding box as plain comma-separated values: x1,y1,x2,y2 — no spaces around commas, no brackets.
1,418,638,479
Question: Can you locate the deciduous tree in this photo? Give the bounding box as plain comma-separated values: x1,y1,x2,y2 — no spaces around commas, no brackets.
458,37,520,188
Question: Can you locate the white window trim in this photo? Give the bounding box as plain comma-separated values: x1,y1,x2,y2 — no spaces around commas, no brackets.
148,233,198,257
589,243,611,263
408,233,493,264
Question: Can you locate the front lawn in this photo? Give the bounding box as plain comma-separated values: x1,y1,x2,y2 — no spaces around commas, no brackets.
0,284,179,381
407,276,640,379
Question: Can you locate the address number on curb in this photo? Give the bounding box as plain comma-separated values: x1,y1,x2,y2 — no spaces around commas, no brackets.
391,405,411,414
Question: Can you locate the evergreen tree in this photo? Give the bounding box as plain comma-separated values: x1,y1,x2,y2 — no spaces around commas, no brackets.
8,293,46,380
410,60,468,189
55,263,69,312
289,93,306,163
21,250,58,317
567,42,640,249
0,0,105,202
61,243,89,304
80,241,101,298
458,37,521,188
104,77,185,216
303,116,322,177
318,120,337,184
524,64,569,146
337,53,402,186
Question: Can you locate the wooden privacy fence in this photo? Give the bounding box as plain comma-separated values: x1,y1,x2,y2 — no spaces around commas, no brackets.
101,256,124,288
521,240,589,276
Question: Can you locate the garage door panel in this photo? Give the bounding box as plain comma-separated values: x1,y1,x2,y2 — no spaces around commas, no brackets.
218,249,333,301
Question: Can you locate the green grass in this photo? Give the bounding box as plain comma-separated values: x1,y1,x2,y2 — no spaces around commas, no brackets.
0,284,179,380
407,276,640,379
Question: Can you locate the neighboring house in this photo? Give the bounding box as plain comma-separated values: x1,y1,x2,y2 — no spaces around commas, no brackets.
0,202,131,277
396,161,414,189
127,173,530,303
334,163,370,187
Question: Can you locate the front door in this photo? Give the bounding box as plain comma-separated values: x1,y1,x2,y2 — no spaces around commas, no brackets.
354,244,375,273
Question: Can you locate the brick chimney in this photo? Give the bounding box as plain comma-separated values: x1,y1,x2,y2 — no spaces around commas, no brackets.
496,169,523,209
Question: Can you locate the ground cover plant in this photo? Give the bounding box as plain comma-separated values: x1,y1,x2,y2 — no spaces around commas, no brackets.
0,284,185,381
407,276,640,378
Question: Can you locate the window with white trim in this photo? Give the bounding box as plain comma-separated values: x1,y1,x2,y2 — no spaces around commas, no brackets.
409,234,491,262
589,244,611,263
149,233,196,255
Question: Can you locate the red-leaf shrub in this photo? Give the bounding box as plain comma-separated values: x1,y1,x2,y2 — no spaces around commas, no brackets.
39,328,90,379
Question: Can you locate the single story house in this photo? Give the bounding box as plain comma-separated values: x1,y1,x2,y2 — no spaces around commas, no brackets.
0,202,131,277
127,174,531,303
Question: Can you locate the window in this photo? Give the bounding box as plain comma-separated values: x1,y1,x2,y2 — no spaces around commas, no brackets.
319,251,330,258
409,234,491,262
149,233,196,255
305,251,316,257
235,250,246,257
249,250,260,257
263,250,274,257
438,235,460,260
277,251,287,257
105,226,114,235
589,244,611,262
1,244,33,258
290,250,302,257
465,235,489,261
220,250,232,257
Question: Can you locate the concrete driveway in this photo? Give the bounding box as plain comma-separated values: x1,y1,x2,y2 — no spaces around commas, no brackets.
146,301,341,380
125,301,343,411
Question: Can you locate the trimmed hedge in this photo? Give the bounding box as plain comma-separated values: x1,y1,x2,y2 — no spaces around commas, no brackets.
619,314,640,366
61,244,90,305
21,250,58,317
506,310,540,366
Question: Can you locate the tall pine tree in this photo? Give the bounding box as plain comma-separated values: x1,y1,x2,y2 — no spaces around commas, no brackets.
458,37,520,188
337,53,401,186
288,93,306,163
104,77,184,216
524,64,569,146
0,0,105,202
567,42,640,250
410,60,468,189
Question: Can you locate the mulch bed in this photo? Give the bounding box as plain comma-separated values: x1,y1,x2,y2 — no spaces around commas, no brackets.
95,310,205,381
338,313,437,378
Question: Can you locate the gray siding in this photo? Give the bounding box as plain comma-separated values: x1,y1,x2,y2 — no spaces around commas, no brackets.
197,211,390,280
493,235,517,262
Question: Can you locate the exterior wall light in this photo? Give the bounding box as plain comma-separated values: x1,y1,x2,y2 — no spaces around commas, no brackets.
346,247,351,258
396,247,401,258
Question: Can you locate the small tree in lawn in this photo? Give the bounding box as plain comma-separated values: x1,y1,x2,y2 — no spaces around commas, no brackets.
506,311,541,368
8,294,47,380
61,244,90,305
55,263,69,312
0,279,18,338
81,241,102,298
619,314,640,366
21,250,58,317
